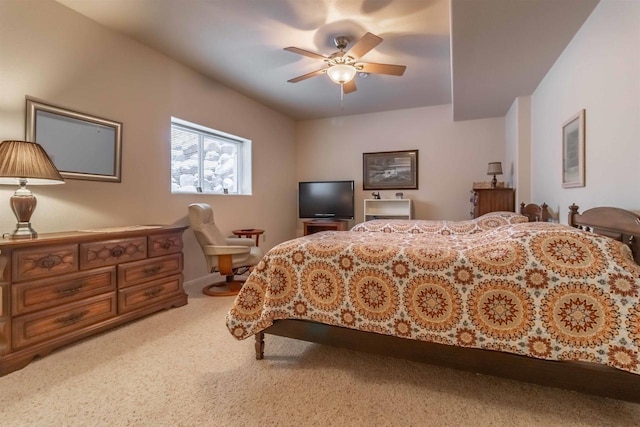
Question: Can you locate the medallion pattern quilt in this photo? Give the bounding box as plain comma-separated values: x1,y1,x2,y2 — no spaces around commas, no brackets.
226,222,640,375
350,211,529,234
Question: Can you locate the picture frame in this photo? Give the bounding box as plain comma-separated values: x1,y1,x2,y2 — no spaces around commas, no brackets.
25,97,122,182
363,149,418,190
561,109,585,188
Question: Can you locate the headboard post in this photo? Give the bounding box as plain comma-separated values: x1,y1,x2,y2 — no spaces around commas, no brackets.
568,203,580,227
541,203,549,222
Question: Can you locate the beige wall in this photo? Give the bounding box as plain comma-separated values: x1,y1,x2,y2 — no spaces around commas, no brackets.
296,104,505,229
530,0,640,221
0,1,297,282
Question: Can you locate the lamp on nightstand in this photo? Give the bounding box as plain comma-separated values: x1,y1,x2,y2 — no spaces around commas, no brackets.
487,162,503,189
0,140,65,239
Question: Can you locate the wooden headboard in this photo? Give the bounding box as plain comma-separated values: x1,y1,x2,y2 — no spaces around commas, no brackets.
520,202,550,222
568,204,640,264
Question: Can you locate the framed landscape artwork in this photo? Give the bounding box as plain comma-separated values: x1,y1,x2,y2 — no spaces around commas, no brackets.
363,149,418,190
562,109,585,188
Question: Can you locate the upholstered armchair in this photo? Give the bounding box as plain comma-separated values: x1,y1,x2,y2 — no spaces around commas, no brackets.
188,203,263,296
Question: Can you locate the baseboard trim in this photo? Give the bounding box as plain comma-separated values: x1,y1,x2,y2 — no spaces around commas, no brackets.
184,273,220,289
184,272,250,290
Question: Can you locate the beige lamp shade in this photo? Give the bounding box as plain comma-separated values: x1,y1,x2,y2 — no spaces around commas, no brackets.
0,140,64,184
486,161,503,189
486,162,503,176
0,140,64,239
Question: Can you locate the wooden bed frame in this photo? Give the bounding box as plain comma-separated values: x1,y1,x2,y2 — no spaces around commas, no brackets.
254,205,640,403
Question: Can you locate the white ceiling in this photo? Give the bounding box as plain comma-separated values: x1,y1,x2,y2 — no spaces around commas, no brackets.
55,0,599,121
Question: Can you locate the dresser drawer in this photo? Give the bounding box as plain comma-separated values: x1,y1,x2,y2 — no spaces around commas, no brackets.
118,254,183,288
13,244,78,282
118,274,183,314
80,237,147,270
148,232,184,258
12,293,117,350
12,266,116,315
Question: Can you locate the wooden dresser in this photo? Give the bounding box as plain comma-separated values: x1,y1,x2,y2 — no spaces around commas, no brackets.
0,225,188,375
470,188,516,218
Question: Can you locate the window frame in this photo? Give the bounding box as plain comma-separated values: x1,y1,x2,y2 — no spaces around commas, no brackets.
170,117,252,195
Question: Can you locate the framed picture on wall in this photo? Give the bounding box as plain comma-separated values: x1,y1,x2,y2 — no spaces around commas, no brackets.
25,97,123,182
562,109,585,188
363,149,418,190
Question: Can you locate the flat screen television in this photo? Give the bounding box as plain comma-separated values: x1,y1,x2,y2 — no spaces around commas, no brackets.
298,180,355,220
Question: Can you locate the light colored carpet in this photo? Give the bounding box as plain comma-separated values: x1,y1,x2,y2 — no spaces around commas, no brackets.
1,281,639,427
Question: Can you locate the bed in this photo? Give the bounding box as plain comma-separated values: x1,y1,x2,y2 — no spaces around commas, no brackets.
226,205,640,402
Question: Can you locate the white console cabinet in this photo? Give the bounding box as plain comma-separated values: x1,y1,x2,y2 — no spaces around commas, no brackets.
363,199,412,221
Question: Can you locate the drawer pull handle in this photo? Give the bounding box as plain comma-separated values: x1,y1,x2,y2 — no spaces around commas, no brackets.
111,247,125,258
160,240,172,250
56,284,83,296
144,286,164,299
37,255,62,270
143,265,162,275
56,310,89,325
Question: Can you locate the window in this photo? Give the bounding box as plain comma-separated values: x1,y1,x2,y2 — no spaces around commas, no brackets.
171,117,252,194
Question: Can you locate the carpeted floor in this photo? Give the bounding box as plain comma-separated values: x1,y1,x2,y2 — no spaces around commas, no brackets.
1,280,639,426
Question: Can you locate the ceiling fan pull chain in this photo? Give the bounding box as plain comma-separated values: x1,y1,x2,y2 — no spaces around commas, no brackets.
340,83,344,109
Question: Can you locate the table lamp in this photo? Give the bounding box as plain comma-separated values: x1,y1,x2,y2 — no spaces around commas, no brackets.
0,140,64,239
487,162,503,189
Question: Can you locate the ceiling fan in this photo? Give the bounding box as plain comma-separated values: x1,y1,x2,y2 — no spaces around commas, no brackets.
284,32,406,94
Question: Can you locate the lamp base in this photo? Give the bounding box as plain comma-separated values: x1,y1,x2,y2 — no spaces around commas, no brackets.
491,175,498,189
11,222,38,239
8,181,38,239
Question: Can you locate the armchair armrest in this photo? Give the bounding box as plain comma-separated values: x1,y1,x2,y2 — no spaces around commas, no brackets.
226,237,256,247
203,245,250,256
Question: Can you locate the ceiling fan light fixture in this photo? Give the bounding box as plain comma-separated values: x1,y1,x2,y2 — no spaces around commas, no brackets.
327,64,357,84
284,32,405,94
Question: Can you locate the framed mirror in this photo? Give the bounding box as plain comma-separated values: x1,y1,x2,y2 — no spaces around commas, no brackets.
25,97,122,182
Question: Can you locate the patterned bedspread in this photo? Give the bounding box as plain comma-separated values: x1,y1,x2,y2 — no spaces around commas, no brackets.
226,222,640,375
350,211,529,234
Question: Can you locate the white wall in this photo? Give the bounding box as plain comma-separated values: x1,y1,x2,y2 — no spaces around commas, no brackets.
505,96,532,211
0,1,297,282
296,104,505,228
505,100,518,190
531,0,640,221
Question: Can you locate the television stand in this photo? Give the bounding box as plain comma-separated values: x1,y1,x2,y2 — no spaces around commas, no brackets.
303,219,349,235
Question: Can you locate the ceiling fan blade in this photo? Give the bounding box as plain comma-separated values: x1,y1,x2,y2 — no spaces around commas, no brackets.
346,32,382,60
287,68,327,83
284,46,328,61
359,62,406,76
343,79,357,94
